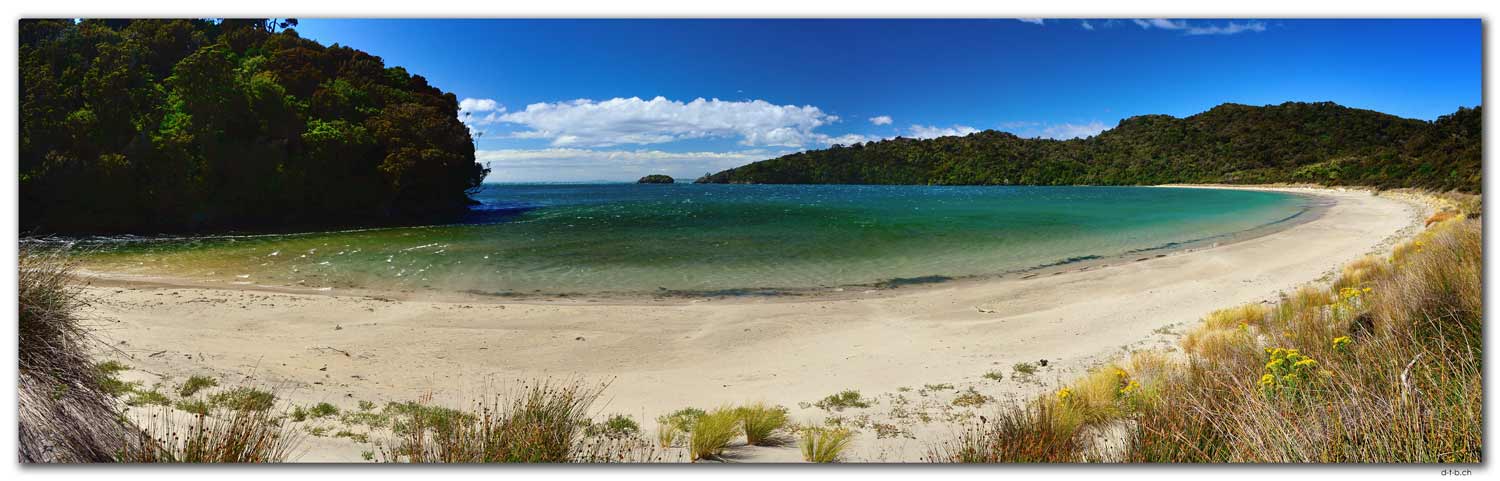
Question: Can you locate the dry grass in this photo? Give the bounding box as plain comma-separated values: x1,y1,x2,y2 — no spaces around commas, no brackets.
934,208,1481,463
926,401,1083,463
737,403,790,446
378,379,666,463
800,426,855,463
688,407,740,461
117,404,302,462
18,245,136,463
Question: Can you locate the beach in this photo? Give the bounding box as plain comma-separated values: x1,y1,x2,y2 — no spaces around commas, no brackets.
79,186,1427,462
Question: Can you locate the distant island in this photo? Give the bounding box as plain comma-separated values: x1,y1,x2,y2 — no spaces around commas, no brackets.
698,102,1481,193
19,19,488,234
637,174,676,184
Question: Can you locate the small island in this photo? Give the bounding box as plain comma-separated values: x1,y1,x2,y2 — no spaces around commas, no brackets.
637,174,676,184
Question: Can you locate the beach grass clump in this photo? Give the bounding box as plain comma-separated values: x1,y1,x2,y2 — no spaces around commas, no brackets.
117,406,302,462
688,407,741,461
814,390,872,411
736,403,789,446
209,388,278,412
799,425,854,463
1011,362,1037,377
18,245,136,462
177,375,219,397
926,401,1082,463
308,402,340,419
654,407,706,447
586,414,641,439
378,379,664,463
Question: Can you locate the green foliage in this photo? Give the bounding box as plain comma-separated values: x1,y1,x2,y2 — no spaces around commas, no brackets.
126,388,172,407
177,375,217,397
735,403,790,445
813,390,872,411
308,402,340,419
586,414,641,439
94,361,135,397
800,426,854,463
208,387,277,412
699,102,1481,193
19,19,489,234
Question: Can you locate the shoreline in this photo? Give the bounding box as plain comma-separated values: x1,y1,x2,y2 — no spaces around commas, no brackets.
73,185,1329,307
79,185,1428,462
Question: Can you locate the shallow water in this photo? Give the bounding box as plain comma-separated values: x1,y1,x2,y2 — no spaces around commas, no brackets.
75,184,1310,295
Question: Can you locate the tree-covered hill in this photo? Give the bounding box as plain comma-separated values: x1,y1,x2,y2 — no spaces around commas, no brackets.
20,19,489,234
698,102,1481,192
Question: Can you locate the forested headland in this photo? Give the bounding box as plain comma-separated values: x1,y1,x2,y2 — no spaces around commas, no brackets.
20,19,489,234
699,102,1481,193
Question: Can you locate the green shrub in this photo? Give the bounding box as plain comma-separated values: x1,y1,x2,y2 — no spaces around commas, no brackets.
813,390,872,411
736,403,789,446
688,407,740,461
177,375,218,397
800,426,854,463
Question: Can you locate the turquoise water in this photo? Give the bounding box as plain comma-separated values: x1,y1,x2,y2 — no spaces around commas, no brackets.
80,185,1311,295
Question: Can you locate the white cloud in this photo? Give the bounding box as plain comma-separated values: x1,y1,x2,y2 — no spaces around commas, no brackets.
459,98,502,113
496,96,841,148
999,120,1109,140
868,115,893,126
1080,20,1094,30
475,148,785,182
1017,18,1045,25
1131,18,1267,36
908,124,979,139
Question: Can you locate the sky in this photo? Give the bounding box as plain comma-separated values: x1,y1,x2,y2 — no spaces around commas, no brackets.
292,18,1482,182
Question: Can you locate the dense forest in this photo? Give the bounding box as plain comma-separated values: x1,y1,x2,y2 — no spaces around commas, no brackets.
20,19,489,234
699,102,1481,192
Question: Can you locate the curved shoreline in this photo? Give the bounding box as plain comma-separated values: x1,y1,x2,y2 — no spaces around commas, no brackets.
79,185,1427,462
73,187,1328,306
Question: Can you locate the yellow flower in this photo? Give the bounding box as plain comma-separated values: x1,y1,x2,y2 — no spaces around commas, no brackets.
1266,358,1286,371
1057,388,1072,401
1332,336,1352,352
1258,374,1275,387
1120,380,1140,395
1293,358,1318,369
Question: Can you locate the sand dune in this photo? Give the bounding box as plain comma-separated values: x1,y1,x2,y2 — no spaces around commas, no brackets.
82,186,1425,462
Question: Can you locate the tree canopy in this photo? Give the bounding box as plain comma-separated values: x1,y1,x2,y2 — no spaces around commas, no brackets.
698,102,1481,193
20,18,489,234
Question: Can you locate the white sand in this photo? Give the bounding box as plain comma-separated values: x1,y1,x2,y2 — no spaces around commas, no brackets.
82,186,1425,462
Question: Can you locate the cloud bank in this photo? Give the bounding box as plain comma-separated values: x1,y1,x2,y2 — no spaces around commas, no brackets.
475,148,783,182
868,115,893,126
497,96,845,148
1131,18,1267,36
908,124,979,139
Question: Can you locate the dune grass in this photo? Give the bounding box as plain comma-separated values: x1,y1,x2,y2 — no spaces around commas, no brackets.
736,403,790,446
932,203,1482,463
377,379,664,463
18,245,137,462
800,426,855,463
117,403,303,462
688,407,741,461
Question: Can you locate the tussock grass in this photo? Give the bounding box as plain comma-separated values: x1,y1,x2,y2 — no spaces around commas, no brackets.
688,407,740,461
736,403,789,446
935,211,1482,463
926,401,1081,463
209,388,277,412
799,426,854,463
378,379,664,463
118,406,302,462
19,245,136,462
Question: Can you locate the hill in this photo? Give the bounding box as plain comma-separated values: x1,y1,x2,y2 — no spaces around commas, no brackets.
697,102,1480,192
20,19,489,234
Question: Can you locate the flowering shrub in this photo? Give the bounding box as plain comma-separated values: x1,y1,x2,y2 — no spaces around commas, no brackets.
1258,348,1325,398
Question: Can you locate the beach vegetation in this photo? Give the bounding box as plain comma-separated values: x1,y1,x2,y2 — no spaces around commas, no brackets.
736,403,790,446
688,407,741,461
377,379,664,463
932,211,1481,463
799,426,854,463
814,390,873,411
177,375,218,397
117,405,302,462
209,387,278,412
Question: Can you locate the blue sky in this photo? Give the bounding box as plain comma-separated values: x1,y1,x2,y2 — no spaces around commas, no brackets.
293,18,1481,182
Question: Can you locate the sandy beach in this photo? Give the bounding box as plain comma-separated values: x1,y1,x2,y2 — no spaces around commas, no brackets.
79,186,1427,462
